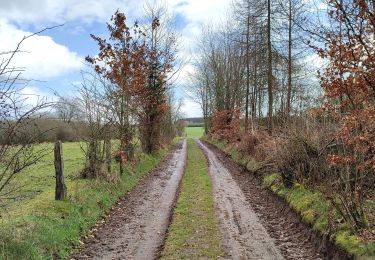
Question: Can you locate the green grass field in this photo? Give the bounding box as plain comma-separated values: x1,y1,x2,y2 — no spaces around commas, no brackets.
0,141,168,259
184,126,204,138
160,139,222,259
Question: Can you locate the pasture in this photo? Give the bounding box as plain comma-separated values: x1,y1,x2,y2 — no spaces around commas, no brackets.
0,141,167,259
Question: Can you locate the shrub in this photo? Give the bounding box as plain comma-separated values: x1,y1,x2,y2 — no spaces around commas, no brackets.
236,133,259,155
210,109,240,143
274,135,328,188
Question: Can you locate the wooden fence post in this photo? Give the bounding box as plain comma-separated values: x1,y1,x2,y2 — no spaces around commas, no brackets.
54,141,67,200
105,138,112,174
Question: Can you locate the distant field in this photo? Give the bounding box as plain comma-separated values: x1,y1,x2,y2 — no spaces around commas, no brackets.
185,127,204,138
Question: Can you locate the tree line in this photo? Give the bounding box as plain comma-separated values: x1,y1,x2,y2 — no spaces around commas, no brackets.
191,0,375,232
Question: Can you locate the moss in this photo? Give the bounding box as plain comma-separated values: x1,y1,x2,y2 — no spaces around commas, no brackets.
238,156,250,167
288,185,320,212
335,231,364,256
265,174,375,257
276,186,289,198
302,209,316,223
280,183,330,233
261,171,368,256
361,242,375,259
263,173,280,187
230,150,241,163
207,138,227,151
246,158,261,172
313,216,328,233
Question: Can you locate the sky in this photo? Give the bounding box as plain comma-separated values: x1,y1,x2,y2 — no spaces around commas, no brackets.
0,0,232,117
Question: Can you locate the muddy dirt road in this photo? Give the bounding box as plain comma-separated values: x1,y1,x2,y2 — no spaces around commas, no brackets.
72,140,187,260
200,140,349,260
198,140,284,259
72,138,348,260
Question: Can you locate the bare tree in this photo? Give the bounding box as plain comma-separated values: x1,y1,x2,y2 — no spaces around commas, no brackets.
54,96,80,124
232,0,266,131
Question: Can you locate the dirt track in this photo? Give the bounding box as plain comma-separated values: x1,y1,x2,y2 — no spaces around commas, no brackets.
198,140,284,259
71,138,349,260
201,140,350,260
71,140,187,260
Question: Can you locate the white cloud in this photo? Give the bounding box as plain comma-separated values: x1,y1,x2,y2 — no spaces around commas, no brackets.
181,99,202,117
19,86,55,107
177,63,197,88
0,0,139,25
0,0,230,25
170,0,231,56
304,53,326,70
168,0,230,23
0,0,231,60
0,19,83,80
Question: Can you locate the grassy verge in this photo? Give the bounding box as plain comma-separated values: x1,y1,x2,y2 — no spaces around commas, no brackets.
205,137,375,259
160,139,222,259
184,126,204,138
262,173,375,258
0,142,169,259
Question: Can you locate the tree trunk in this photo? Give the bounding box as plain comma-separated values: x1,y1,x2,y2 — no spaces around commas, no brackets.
120,138,126,175
267,0,274,134
245,14,251,131
105,138,111,174
251,32,258,133
203,85,209,135
286,0,292,116
54,141,67,200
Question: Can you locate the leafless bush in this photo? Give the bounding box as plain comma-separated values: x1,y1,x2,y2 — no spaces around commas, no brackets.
0,30,55,206
75,71,113,179
237,133,259,156
235,130,278,165
323,138,375,230
160,93,185,143
274,116,374,230
275,135,328,188
273,118,334,188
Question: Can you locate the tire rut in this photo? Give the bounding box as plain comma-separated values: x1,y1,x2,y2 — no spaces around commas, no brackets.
202,140,351,260
71,140,187,260
198,140,284,260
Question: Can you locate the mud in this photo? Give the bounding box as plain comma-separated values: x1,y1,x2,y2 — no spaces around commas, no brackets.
198,140,284,260
71,140,187,260
202,140,351,260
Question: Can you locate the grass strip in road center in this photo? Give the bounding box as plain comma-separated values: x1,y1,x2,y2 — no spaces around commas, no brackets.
160,138,223,259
